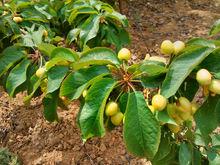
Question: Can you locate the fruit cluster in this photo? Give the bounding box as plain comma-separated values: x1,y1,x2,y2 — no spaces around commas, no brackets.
160,40,185,56
196,69,220,96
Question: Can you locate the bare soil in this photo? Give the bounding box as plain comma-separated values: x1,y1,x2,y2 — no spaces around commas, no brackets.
1,0,220,164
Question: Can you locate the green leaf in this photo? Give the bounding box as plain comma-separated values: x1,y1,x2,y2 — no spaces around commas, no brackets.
210,19,220,36
123,92,161,160
157,110,177,125
79,78,117,140
161,46,214,98
187,38,216,48
195,96,220,143
24,75,42,104
72,47,120,70
119,93,128,114
179,77,199,101
43,91,59,122
79,14,101,47
139,61,167,77
207,150,220,165
68,6,98,24
60,65,110,100
152,132,172,163
6,58,31,97
66,28,80,44
47,66,69,94
192,148,202,165
38,43,56,56
50,47,79,62
200,48,220,73
141,75,165,88
105,11,128,27
179,142,192,165
0,46,26,77
152,145,178,165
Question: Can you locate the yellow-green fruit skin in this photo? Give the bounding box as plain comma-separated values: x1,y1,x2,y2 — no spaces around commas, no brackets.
173,41,185,55
43,30,48,37
196,69,212,86
168,124,180,133
118,48,131,61
178,97,192,112
36,68,45,78
105,101,119,116
191,103,199,114
152,94,167,111
209,79,220,94
160,40,174,55
111,112,124,126
82,90,87,98
13,16,23,23
167,104,177,118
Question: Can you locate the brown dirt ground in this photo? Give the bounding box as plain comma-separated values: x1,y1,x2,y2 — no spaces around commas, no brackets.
1,0,220,164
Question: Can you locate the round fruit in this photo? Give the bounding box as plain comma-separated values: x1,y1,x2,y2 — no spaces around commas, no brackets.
82,90,87,98
13,16,23,23
191,103,199,114
148,105,155,113
167,104,177,118
178,111,192,121
43,30,48,37
111,112,124,126
105,101,119,116
168,124,180,133
36,67,46,78
209,79,220,94
118,48,131,61
174,115,184,125
149,56,167,64
152,94,167,111
178,97,192,112
196,69,212,85
173,41,185,55
160,40,174,55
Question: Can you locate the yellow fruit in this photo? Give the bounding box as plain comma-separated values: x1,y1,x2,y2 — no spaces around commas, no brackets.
82,90,87,98
173,115,184,125
149,56,167,64
167,104,178,118
160,40,174,55
178,111,192,121
178,97,192,112
152,94,167,111
168,124,180,133
118,48,131,61
13,16,23,23
36,67,46,78
209,79,220,94
173,41,185,55
43,30,48,37
196,69,212,85
191,103,199,114
111,112,124,126
148,105,155,113
105,101,119,116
